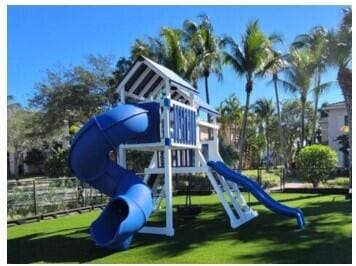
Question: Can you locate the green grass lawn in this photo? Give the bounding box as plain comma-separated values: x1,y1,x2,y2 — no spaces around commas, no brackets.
8,193,351,264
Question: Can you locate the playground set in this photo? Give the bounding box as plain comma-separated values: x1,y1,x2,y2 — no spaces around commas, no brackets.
68,56,305,251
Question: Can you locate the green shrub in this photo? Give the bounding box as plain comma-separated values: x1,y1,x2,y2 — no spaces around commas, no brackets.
259,177,278,189
295,145,338,188
325,177,349,188
44,148,72,178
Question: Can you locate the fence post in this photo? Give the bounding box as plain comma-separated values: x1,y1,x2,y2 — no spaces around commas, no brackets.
280,168,283,191
257,168,262,185
33,180,37,216
281,168,285,192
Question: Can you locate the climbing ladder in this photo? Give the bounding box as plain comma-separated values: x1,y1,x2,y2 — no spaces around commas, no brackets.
196,150,258,228
150,175,165,212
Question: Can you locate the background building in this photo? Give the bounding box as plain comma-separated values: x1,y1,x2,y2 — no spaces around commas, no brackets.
320,101,349,168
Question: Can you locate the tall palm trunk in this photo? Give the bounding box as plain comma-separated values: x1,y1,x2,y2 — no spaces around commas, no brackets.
204,69,210,104
312,73,321,144
300,96,306,148
238,80,252,170
265,122,270,171
234,120,238,149
337,65,352,192
273,74,288,169
204,69,213,139
312,94,319,144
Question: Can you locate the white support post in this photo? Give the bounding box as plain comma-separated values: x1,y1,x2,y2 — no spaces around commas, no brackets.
118,146,126,168
143,152,157,183
195,115,201,168
212,116,219,161
163,78,174,236
120,86,125,103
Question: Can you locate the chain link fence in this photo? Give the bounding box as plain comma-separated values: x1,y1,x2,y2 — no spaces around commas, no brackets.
281,167,349,190
7,177,110,220
8,167,349,221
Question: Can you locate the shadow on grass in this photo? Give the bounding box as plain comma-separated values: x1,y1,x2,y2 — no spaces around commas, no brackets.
7,195,351,264
231,199,352,263
247,193,328,207
7,227,116,263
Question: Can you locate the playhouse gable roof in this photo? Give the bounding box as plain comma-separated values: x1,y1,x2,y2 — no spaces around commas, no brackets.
116,56,198,102
116,56,218,116
143,56,198,93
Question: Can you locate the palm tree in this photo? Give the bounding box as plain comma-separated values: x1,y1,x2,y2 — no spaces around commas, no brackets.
254,98,275,169
262,50,289,168
130,27,188,78
325,8,352,191
222,20,281,169
278,48,315,148
223,94,243,148
217,103,231,144
131,38,158,61
217,94,243,148
183,14,222,104
293,26,332,144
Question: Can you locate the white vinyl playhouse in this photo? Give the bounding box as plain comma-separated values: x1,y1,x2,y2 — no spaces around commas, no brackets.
116,56,259,237
69,55,304,250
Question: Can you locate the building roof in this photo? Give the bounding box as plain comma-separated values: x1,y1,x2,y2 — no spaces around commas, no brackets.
323,101,346,111
194,95,220,116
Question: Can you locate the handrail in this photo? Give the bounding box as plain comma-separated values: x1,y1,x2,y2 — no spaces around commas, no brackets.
197,120,219,129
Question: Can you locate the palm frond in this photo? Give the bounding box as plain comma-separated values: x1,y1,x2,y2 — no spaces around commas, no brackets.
223,52,245,76
313,80,335,95
277,79,298,93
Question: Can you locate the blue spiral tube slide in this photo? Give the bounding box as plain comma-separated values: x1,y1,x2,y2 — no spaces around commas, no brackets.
208,161,305,229
68,104,154,250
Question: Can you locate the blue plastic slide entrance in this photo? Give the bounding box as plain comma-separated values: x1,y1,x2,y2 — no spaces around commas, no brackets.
208,161,305,229
68,104,155,250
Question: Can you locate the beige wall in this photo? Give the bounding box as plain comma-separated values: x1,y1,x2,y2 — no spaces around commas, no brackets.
199,126,209,141
322,103,348,167
319,117,328,144
327,107,347,167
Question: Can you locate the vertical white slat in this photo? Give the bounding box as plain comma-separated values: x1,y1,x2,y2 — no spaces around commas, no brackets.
163,78,174,236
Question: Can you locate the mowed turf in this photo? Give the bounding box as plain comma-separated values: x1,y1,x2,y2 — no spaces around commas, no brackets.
7,193,351,264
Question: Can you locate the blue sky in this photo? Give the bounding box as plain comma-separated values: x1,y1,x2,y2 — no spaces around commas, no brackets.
8,5,346,109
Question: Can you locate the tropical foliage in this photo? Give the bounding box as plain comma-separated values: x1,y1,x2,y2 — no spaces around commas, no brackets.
8,9,352,178
222,20,282,169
